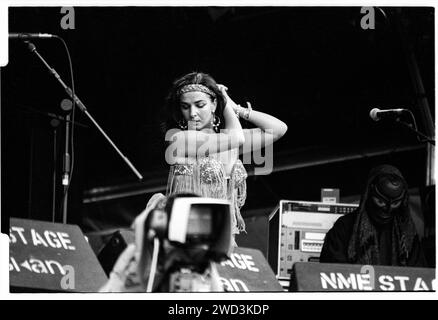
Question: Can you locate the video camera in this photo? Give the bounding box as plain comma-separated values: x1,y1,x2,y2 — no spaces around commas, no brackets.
133,193,233,292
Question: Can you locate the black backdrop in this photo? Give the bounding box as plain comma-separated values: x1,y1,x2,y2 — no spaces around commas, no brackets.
2,7,434,233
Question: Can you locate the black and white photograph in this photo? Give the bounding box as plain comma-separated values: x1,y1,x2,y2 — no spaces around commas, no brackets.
1,4,435,298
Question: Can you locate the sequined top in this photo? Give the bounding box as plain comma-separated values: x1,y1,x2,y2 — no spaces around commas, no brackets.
166,153,248,234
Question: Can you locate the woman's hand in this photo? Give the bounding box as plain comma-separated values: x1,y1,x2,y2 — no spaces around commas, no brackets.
217,84,229,97
217,84,239,113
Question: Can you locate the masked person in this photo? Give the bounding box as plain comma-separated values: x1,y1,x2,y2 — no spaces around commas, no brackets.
320,165,426,267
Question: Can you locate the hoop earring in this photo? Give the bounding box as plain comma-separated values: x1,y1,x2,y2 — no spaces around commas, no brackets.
211,112,221,132
178,119,188,130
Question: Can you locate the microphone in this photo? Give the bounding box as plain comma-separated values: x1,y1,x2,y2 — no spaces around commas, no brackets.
369,108,408,121
9,33,55,39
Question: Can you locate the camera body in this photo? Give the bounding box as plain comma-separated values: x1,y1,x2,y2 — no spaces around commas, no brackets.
133,194,233,292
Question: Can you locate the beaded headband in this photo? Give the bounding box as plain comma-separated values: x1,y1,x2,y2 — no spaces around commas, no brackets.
177,84,216,98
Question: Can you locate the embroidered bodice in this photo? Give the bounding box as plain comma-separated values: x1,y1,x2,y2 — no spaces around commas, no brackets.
166,154,248,234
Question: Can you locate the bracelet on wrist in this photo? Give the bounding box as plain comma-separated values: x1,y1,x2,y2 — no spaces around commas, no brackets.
240,106,251,120
234,103,253,120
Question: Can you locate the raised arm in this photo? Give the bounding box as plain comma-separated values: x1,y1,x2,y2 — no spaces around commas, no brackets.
240,102,288,142
219,86,288,154
219,86,245,135
164,96,244,163
165,128,244,162
240,108,288,155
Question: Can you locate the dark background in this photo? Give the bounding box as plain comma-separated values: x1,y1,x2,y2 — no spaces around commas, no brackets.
2,7,435,237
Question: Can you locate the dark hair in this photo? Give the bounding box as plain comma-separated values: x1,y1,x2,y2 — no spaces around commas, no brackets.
162,72,226,133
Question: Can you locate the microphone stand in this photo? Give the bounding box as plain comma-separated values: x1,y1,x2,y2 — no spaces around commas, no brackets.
23,40,144,224
50,118,60,223
62,101,72,224
396,118,435,146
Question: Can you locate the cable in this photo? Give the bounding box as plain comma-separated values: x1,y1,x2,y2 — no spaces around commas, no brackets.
407,109,423,143
56,36,76,218
406,109,419,132
397,109,435,145
406,109,432,144
146,237,160,292
52,124,58,223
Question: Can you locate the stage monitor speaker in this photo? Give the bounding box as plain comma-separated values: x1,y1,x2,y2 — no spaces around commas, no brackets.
215,247,284,292
86,229,135,276
9,218,108,292
289,262,435,292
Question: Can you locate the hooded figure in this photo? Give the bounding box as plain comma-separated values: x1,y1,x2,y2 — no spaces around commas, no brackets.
320,165,426,267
